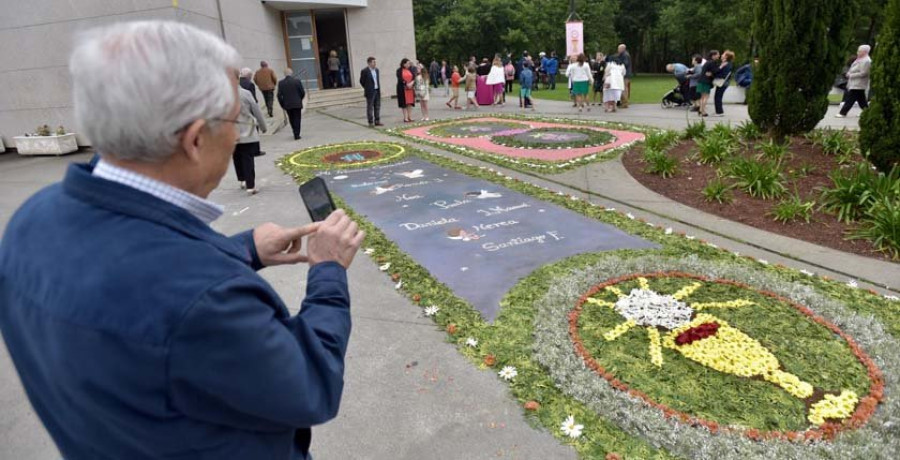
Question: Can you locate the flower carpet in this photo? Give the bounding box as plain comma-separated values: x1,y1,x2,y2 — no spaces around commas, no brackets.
390,115,648,173
278,141,900,459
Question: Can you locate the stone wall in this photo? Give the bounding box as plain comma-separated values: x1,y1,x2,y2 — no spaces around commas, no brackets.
346,0,417,97
0,1,286,147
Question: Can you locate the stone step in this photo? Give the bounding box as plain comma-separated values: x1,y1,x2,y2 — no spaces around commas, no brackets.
306,88,365,109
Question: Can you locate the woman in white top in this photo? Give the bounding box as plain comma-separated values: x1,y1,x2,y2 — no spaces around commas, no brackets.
603,61,626,113
565,53,593,111
485,56,507,106
415,63,431,120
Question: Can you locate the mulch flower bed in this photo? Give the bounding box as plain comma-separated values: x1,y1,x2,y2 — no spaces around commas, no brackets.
622,139,894,262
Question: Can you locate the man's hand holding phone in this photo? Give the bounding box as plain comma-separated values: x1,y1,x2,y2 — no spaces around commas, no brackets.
307,209,365,269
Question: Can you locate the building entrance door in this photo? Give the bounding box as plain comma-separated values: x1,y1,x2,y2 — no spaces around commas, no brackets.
314,9,350,90
284,11,319,91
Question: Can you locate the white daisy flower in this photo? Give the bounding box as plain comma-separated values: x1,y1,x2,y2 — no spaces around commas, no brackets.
560,415,584,439
379,263,391,271
605,207,616,212
800,269,814,276
732,252,741,257
465,337,478,347
498,366,518,381
707,243,718,249
424,305,440,317
394,280,403,290
847,279,859,289
885,295,899,302
758,259,769,265
664,227,674,235
626,213,636,220
685,235,696,240
363,248,375,255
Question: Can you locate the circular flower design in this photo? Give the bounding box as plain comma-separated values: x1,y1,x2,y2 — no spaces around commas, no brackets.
569,272,881,436
490,127,615,149
285,142,405,169
427,121,528,138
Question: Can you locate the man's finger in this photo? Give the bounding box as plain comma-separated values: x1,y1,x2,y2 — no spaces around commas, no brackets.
284,223,319,240
323,209,345,226
350,230,365,248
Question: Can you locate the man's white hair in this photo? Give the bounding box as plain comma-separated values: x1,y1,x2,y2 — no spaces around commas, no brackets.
859,44,871,54
240,67,252,78
69,21,240,162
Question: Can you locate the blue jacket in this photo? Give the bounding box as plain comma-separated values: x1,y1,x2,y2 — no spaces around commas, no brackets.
543,57,559,75
0,163,352,460
519,68,534,89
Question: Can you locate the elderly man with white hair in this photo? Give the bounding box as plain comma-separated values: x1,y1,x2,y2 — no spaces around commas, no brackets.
239,67,258,102
836,44,872,118
0,21,363,460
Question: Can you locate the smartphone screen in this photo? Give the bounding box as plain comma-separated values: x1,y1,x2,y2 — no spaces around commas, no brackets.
299,177,336,222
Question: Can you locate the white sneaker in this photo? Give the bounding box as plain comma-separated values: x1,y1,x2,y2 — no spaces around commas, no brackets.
239,181,246,190
834,114,846,118
247,188,259,195
712,113,725,117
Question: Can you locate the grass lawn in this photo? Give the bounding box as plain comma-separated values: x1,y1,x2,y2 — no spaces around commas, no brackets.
517,74,675,105
515,74,845,105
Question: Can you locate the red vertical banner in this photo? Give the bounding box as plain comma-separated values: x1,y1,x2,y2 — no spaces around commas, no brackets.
566,21,584,58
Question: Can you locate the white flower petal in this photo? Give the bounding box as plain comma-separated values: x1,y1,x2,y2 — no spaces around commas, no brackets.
378,263,391,271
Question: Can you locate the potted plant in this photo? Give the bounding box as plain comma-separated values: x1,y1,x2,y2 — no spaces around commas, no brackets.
14,125,78,155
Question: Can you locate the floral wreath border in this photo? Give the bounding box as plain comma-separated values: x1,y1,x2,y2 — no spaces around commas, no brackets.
489,127,616,150
425,120,529,138
385,113,656,174
569,271,883,443
533,254,900,460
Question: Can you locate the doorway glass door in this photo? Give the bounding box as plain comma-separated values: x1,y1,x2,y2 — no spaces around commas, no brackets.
285,11,319,90
314,9,350,90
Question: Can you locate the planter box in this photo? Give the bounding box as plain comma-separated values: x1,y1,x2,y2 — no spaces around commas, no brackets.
14,133,78,156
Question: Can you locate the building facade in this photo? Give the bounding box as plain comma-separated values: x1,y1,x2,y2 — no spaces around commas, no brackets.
0,0,416,147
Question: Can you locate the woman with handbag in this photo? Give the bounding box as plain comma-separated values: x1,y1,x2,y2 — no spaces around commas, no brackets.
415,64,431,121
396,58,415,123
712,50,735,117
232,78,267,195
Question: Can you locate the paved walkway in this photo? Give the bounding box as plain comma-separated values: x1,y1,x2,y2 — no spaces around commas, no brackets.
0,100,890,460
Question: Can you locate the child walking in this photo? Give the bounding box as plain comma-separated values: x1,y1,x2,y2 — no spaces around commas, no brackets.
464,65,478,110
519,62,536,111
446,65,461,109
415,65,430,121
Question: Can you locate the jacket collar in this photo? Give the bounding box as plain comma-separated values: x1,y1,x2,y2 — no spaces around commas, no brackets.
62,163,250,264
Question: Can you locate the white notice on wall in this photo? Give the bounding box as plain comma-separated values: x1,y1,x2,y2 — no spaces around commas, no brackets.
301,38,311,50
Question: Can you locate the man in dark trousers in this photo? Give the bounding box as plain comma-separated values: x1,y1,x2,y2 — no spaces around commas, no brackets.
253,60,278,117
277,68,306,140
359,56,383,128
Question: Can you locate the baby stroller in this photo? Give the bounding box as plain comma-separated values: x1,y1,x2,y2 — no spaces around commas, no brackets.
661,76,692,108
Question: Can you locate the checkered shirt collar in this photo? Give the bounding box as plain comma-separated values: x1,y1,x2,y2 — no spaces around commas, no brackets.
92,160,224,225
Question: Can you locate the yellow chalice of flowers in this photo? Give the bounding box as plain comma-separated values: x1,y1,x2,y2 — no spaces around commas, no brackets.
587,277,858,426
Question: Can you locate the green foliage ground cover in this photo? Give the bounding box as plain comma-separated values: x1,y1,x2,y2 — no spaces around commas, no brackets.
279,139,900,458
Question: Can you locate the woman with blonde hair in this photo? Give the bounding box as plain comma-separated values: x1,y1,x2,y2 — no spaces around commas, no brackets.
327,50,340,88
415,63,431,120
713,50,735,116
485,56,506,106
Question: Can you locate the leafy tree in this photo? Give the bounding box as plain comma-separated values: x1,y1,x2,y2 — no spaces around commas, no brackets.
748,0,858,139
860,0,900,172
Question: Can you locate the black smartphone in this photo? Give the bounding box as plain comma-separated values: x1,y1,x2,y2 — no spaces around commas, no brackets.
298,177,336,222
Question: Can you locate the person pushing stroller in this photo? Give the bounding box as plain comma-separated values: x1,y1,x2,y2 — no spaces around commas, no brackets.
661,62,692,108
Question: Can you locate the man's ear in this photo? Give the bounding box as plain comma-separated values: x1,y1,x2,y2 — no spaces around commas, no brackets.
179,119,207,164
